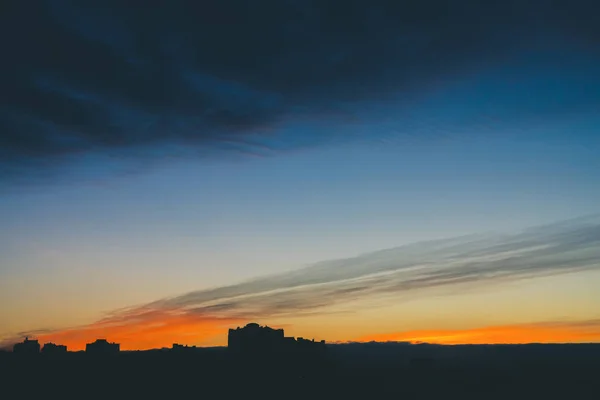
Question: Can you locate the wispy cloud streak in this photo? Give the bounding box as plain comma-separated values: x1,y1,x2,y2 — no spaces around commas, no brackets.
153,216,600,318
3,216,599,349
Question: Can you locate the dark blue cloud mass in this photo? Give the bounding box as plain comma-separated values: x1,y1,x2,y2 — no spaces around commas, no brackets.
1,0,599,179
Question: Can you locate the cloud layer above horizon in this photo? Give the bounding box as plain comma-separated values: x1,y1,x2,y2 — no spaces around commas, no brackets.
4,215,599,349
2,0,600,180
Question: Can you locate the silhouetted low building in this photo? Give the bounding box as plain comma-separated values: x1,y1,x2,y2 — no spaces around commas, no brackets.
227,323,328,377
228,323,286,353
13,337,40,355
86,339,120,354
172,343,198,352
228,323,326,355
42,342,67,354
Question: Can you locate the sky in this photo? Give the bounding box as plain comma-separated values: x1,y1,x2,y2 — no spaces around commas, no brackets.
1,0,600,350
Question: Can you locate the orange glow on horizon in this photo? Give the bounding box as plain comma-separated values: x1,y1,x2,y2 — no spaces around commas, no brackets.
33,309,240,351
19,312,600,351
355,322,600,345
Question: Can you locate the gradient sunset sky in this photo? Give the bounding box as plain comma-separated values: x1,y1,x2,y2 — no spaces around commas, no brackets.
1,1,600,350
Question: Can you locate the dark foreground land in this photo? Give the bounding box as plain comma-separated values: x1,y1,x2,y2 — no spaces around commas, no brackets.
1,343,599,399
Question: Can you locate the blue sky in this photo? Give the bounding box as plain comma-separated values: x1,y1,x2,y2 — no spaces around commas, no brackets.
2,105,599,334
1,0,600,348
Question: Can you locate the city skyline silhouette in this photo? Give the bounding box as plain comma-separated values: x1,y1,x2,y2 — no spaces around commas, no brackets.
1,1,600,397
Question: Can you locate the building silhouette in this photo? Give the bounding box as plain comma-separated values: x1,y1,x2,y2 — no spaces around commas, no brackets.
13,337,40,355
228,323,326,354
172,343,198,352
85,339,120,354
228,323,285,353
42,342,67,354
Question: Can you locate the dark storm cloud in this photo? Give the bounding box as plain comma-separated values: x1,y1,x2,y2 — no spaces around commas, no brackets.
2,0,600,178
